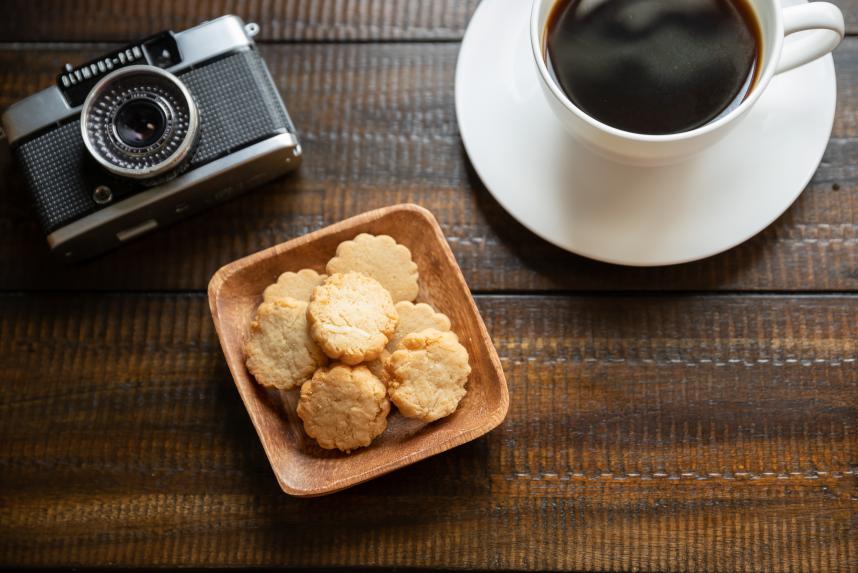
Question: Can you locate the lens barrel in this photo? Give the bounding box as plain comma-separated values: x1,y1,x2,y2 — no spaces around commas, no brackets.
80,65,199,182
114,99,168,148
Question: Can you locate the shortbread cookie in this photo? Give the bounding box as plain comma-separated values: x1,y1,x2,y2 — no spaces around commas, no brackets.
326,233,419,302
387,328,471,422
367,301,452,381
307,272,398,365
244,299,328,390
263,269,327,303
297,365,390,452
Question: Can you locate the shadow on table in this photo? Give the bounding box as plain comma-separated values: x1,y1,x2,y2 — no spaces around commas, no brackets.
239,440,497,554
0,136,299,291
212,354,495,500
462,150,772,291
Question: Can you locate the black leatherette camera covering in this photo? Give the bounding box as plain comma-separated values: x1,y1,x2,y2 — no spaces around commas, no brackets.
15,49,294,233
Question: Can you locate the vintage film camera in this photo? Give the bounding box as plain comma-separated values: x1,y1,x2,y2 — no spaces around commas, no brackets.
2,15,301,261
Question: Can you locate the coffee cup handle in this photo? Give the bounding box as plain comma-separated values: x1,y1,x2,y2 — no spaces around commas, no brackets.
776,2,844,74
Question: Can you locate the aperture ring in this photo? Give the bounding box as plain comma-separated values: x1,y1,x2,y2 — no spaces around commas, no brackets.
80,65,199,181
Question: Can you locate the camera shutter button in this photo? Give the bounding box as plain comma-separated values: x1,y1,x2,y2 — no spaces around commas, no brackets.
93,185,113,204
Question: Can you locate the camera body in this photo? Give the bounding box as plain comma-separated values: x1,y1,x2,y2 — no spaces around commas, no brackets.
2,16,301,261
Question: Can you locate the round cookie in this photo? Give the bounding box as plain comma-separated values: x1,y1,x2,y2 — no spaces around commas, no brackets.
307,272,398,365
326,233,419,302
243,299,328,390
386,328,471,422
263,269,327,303
297,365,391,452
366,301,452,381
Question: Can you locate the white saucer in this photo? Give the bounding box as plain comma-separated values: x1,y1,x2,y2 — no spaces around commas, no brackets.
455,0,837,266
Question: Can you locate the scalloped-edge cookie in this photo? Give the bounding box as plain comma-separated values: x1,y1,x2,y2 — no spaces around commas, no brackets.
326,233,419,302
297,364,390,452
307,272,398,365
244,299,328,390
263,268,327,303
386,328,471,422
367,301,452,381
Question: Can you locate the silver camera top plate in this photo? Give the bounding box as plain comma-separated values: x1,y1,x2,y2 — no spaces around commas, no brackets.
1,15,256,146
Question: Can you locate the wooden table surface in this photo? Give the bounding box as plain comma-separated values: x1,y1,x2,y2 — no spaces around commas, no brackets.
1,1,856,570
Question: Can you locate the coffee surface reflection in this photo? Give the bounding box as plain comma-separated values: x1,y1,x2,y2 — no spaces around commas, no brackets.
545,0,762,134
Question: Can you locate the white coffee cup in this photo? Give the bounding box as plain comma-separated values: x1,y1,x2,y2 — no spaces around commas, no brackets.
530,0,845,165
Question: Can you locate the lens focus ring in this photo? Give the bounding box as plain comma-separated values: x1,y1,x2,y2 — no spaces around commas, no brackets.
81,65,199,182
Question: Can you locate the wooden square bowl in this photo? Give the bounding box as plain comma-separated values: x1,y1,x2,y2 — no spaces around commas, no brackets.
208,204,509,496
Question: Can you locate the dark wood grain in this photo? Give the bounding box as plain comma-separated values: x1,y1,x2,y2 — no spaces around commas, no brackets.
1,41,857,292
2,1,856,570
0,293,855,569
0,0,480,43
3,0,858,41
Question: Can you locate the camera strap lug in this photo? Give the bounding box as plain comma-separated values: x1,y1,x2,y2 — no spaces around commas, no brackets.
244,23,260,38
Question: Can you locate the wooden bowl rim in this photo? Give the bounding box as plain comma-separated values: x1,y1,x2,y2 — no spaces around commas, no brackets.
208,203,510,496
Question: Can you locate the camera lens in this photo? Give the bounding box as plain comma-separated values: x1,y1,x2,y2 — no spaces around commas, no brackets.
80,65,199,182
114,99,167,148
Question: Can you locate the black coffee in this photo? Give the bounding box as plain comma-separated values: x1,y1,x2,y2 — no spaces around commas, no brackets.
545,0,762,134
